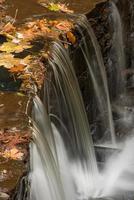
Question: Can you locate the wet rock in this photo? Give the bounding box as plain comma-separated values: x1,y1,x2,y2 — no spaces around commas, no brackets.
0,0,132,198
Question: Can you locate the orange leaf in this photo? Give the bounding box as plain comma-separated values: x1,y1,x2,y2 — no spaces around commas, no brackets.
9,64,25,73
67,31,76,44
3,22,16,33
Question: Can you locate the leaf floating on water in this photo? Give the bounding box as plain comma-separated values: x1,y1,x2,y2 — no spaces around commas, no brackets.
67,31,76,44
38,2,74,13
47,3,60,11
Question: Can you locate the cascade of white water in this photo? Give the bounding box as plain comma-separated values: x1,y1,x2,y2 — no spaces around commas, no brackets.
28,4,133,200
30,114,134,200
29,98,66,200
49,42,98,180
76,15,116,145
95,136,134,198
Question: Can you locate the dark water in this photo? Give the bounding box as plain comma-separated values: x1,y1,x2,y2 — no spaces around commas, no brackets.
6,0,106,22
6,0,48,21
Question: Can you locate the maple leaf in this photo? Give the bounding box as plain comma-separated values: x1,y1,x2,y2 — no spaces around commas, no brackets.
0,54,20,68
20,55,32,65
67,31,76,44
0,54,31,69
0,41,32,53
8,64,25,73
1,148,24,160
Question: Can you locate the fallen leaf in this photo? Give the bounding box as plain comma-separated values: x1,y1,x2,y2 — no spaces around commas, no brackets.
58,3,74,13
0,41,32,53
8,64,25,73
67,31,76,44
47,3,60,11
0,54,20,68
39,2,74,14
0,54,31,69
2,22,16,33
2,148,24,160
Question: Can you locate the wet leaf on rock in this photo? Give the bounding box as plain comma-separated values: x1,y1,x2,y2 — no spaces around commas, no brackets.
1,148,24,160
0,41,32,53
0,54,20,68
0,54,31,69
66,31,76,44
9,64,25,73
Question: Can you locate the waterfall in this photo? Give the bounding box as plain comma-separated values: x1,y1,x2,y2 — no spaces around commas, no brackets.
28,3,133,200
32,95,57,159
30,95,134,200
48,41,98,182
29,97,66,200
76,15,115,144
109,1,126,96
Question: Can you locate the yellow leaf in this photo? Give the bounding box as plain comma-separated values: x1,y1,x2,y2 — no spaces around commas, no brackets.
0,54,20,68
0,41,32,53
1,148,24,160
0,54,31,69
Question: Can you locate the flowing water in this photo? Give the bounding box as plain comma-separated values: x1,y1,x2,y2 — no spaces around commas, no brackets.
30,102,134,200
29,2,134,200
76,15,116,144
109,1,126,97
48,42,98,170
29,96,66,200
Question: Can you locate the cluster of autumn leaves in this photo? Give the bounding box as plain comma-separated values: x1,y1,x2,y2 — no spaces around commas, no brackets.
0,1,77,161
0,128,31,160
0,1,77,93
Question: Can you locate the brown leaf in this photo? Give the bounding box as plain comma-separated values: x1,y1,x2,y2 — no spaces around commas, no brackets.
67,31,76,44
